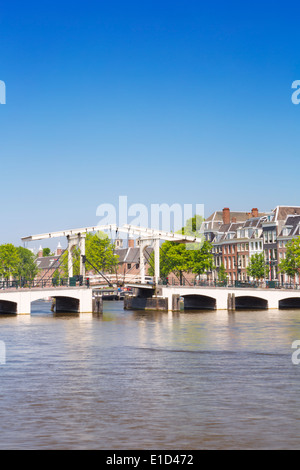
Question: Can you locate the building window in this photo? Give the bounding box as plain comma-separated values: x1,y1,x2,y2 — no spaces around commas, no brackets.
268,231,273,243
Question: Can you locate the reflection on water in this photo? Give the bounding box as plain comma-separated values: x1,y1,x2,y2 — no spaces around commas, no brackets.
0,300,300,449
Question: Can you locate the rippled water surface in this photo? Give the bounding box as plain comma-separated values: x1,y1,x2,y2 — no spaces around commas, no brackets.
1,300,300,449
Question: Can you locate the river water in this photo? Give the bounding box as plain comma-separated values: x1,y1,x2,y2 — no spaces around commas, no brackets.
0,300,300,450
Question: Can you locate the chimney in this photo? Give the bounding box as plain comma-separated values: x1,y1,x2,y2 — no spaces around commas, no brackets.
222,208,230,225
128,238,134,248
251,208,259,218
38,245,43,258
232,217,237,223
56,242,62,256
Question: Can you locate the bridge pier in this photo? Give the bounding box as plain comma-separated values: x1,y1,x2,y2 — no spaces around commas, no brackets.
227,293,235,311
92,290,103,314
18,297,31,315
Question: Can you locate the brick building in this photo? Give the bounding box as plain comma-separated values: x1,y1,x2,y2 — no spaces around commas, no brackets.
114,238,153,283
206,206,300,284
205,207,269,283
35,243,64,285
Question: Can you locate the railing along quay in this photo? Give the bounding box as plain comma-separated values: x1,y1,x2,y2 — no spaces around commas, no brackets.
0,276,90,291
157,278,300,290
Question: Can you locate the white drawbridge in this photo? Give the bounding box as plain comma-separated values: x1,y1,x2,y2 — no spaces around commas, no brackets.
22,224,204,284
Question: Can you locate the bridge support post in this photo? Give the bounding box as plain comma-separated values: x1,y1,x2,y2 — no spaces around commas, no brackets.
154,238,160,285
139,238,160,285
172,294,180,311
67,233,87,278
227,293,235,311
79,233,86,278
92,291,103,314
139,240,146,284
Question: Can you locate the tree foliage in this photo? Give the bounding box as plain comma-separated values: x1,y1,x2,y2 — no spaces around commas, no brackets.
188,241,214,275
16,246,39,280
0,244,20,279
279,238,300,281
43,248,51,257
247,253,269,281
217,263,228,282
148,215,214,281
60,232,119,277
0,244,39,280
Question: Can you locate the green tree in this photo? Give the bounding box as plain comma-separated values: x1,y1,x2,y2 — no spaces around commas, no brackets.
60,232,118,277
0,244,20,279
164,242,191,284
43,248,51,257
217,263,228,283
178,214,205,251
247,253,269,281
85,232,119,274
16,247,39,281
149,214,213,284
279,238,300,284
148,241,190,283
188,240,214,276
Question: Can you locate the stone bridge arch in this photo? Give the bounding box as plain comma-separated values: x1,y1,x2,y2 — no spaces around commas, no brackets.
182,294,217,310
279,297,300,309
30,292,81,313
235,295,268,310
0,299,18,314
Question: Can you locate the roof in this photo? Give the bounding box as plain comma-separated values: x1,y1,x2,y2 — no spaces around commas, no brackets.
273,206,300,222
205,210,267,223
35,254,63,270
212,217,265,244
278,215,300,238
205,210,270,232
115,247,153,264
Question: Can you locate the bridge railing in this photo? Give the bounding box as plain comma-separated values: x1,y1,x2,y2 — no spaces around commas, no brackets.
157,278,300,290
0,276,91,290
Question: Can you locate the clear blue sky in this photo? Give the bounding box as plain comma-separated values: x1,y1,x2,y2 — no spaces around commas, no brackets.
1,0,300,247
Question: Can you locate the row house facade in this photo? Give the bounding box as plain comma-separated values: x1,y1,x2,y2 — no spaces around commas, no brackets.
205,210,268,283
204,206,300,283
262,206,300,282
277,214,300,284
